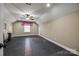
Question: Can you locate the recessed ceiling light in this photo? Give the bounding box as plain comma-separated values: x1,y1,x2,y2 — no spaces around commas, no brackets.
46,3,51,7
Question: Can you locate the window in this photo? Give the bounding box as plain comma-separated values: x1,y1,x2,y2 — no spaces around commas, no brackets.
24,25,30,32
22,22,32,32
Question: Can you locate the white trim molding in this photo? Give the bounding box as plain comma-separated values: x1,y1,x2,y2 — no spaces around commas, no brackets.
12,34,39,37
39,35,79,56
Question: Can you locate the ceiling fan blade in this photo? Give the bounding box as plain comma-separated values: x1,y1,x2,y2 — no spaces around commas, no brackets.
25,3,31,6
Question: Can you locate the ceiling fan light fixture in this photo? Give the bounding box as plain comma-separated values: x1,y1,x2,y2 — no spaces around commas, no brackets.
26,18,30,20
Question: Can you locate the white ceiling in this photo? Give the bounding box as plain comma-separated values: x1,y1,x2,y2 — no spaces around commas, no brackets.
2,3,79,23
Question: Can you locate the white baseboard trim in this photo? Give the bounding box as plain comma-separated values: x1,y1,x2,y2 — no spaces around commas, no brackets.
12,34,39,37
39,35,79,56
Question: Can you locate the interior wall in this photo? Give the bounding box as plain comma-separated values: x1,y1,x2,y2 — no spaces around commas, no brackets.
0,4,3,56
0,18,3,56
39,10,79,51
0,4,13,56
12,22,39,37
6,23,13,33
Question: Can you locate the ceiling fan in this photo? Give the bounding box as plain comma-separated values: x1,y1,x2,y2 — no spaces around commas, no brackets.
25,3,32,6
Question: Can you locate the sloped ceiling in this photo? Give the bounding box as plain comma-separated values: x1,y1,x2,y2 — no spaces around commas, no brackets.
3,3,79,23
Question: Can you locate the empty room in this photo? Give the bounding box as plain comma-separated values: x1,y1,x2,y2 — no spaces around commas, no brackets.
0,3,79,56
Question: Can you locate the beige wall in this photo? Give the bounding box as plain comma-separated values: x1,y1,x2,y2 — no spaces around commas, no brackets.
39,11,79,51
12,22,39,37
